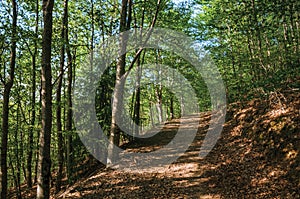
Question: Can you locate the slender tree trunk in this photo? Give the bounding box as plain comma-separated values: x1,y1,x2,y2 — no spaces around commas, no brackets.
15,105,22,199
0,0,17,197
155,87,163,123
180,85,185,116
27,0,39,188
130,90,136,134
246,30,257,80
65,50,73,184
155,50,163,123
9,157,21,199
150,101,155,127
288,2,296,57
282,16,290,67
0,63,12,199
107,0,129,165
34,85,43,184
133,58,141,136
37,0,54,198
65,6,73,183
56,0,68,192
296,11,300,64
133,3,145,137
170,96,174,120
90,0,94,71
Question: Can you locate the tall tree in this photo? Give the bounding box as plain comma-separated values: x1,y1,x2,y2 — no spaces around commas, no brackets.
37,0,54,198
27,0,39,188
107,0,130,165
0,0,17,197
107,0,161,165
132,0,145,137
56,0,68,192
65,1,73,183
155,50,163,123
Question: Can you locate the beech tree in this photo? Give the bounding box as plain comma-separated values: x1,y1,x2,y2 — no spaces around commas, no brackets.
107,0,131,165
26,0,39,189
37,0,54,198
55,0,68,192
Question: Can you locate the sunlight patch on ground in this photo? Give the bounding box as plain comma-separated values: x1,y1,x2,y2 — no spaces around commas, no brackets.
199,194,221,199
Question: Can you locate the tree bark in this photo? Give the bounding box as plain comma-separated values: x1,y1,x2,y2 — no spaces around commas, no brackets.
37,0,54,198
56,0,68,192
133,57,141,136
107,0,129,165
155,50,163,123
27,0,39,188
65,21,73,185
14,104,22,199
133,3,145,137
170,96,174,120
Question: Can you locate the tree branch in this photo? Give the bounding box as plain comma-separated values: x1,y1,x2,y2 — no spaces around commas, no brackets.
123,0,161,79
52,65,68,87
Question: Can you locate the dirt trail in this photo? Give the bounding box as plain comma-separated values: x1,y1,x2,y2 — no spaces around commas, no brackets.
54,105,300,199
57,112,220,199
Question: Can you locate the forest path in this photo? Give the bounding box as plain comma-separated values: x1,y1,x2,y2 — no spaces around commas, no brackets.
56,90,300,199
57,112,225,199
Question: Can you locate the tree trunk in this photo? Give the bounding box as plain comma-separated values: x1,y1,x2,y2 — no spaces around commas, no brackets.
250,0,265,73
65,7,73,183
155,88,163,123
282,15,290,68
0,0,17,197
170,96,174,120
133,4,145,137
107,0,129,166
56,0,68,192
90,0,94,71
37,0,54,198
27,0,39,188
9,156,21,199
133,58,141,136
14,104,22,199
155,50,163,123
150,102,155,127
180,91,185,116
296,10,300,64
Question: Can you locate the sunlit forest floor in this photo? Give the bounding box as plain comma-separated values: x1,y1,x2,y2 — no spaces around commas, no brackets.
11,80,300,199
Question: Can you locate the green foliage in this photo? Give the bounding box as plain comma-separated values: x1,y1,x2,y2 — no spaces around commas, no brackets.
7,0,299,194
195,0,300,102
